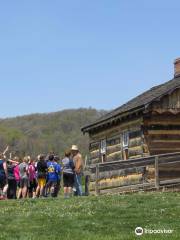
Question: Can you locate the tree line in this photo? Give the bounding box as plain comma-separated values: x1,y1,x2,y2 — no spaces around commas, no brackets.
0,108,106,158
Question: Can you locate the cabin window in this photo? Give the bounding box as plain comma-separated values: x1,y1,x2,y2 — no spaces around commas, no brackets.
123,131,129,148
100,139,106,154
100,139,106,163
122,131,129,160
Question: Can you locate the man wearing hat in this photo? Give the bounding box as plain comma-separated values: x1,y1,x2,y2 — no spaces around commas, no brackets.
71,145,83,196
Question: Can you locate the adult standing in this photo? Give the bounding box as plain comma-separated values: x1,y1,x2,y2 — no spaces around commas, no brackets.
7,160,17,199
36,155,47,198
62,150,75,198
18,156,29,199
46,155,60,197
71,145,83,196
28,158,37,198
13,157,20,189
7,157,20,199
0,153,8,200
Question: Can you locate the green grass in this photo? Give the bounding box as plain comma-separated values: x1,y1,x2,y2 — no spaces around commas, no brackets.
0,192,180,240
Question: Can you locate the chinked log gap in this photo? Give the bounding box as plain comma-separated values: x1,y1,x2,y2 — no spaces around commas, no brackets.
88,152,180,195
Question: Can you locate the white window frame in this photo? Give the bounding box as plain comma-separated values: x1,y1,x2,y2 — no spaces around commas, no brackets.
122,131,129,148
100,139,107,154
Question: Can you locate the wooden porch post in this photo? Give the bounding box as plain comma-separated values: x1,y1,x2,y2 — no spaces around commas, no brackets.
85,175,90,196
95,163,100,195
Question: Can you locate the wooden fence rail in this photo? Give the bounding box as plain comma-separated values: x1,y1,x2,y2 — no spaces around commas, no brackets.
85,152,180,195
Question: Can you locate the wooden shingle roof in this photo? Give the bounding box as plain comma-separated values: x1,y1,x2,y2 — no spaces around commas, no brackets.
82,76,180,133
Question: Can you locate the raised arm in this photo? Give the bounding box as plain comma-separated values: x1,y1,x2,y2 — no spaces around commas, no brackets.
3,146,9,156
7,159,19,165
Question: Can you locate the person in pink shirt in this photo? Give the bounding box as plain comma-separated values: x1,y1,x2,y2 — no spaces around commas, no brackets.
13,157,20,186
28,157,37,198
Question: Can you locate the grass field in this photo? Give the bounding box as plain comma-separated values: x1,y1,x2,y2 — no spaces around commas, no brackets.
0,192,180,240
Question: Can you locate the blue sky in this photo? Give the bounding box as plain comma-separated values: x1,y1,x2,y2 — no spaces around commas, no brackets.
0,1,179,118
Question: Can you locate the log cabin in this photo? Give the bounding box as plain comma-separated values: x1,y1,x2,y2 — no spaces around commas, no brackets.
82,59,180,190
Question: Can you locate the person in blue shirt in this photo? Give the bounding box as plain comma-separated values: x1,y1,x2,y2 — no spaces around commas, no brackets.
46,154,61,197
53,156,61,197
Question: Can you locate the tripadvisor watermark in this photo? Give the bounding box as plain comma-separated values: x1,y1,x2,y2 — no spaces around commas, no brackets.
135,227,174,236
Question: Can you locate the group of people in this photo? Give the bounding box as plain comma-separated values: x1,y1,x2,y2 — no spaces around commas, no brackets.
0,145,84,200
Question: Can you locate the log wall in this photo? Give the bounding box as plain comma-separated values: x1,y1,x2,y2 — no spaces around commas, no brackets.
88,117,150,164
89,118,143,141
143,88,180,155
143,88,180,177
144,114,180,155
89,142,100,164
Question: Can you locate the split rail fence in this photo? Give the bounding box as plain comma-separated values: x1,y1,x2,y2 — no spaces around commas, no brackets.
85,152,180,195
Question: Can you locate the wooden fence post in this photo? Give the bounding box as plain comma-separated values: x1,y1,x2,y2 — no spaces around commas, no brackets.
155,156,160,190
95,163,100,195
85,175,90,196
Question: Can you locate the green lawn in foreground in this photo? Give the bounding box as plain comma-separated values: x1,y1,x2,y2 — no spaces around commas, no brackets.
0,192,179,240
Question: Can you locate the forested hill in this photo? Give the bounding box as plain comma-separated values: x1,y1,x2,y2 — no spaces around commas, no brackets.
0,108,107,158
